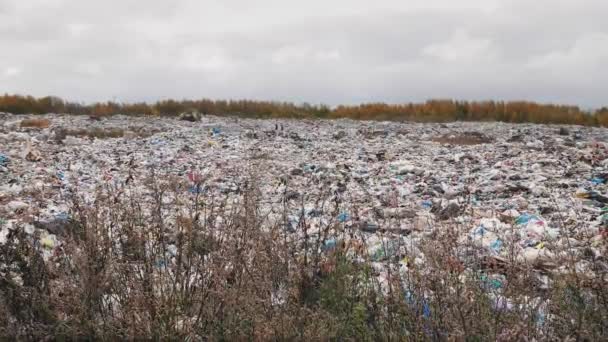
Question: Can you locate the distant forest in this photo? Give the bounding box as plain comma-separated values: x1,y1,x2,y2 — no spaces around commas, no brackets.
1,93,608,126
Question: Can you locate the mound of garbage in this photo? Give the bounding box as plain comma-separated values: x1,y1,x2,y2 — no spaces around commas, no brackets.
1,112,607,337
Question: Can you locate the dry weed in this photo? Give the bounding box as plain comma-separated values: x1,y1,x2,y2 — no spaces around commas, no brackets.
20,118,51,129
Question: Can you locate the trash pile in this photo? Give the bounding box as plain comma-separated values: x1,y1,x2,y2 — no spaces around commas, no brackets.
1,113,607,314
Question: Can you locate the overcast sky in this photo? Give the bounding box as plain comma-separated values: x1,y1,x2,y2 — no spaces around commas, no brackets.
1,0,607,107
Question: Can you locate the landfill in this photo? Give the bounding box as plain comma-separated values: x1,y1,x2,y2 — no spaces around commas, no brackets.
1,112,607,310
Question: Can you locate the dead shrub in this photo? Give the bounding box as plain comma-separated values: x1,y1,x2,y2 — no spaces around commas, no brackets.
20,118,51,129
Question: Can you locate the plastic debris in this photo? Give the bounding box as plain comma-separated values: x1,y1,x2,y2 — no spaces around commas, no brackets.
0,154,9,167
337,212,350,223
421,200,432,209
322,239,337,252
1,113,607,330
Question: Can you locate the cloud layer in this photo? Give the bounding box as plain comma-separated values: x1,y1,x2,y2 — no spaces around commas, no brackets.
1,0,606,107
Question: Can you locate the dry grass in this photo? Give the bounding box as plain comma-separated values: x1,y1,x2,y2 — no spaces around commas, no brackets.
20,118,51,129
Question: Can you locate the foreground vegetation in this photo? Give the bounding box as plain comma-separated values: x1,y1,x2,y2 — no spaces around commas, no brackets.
2,93,608,126
1,170,606,340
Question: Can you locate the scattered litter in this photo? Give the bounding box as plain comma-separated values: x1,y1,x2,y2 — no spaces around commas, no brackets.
1,113,607,331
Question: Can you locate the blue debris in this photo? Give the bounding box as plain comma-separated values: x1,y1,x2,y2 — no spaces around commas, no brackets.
404,290,431,319
489,239,503,253
303,164,316,173
536,310,546,327
474,225,486,236
490,279,503,289
0,154,9,167
422,301,431,319
591,177,605,185
212,127,221,135
55,212,69,220
421,200,432,209
515,213,539,225
188,184,206,194
337,212,350,223
522,239,540,248
322,239,337,252
481,274,504,290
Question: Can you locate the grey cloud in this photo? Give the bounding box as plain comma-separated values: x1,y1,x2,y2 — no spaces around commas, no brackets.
0,0,606,107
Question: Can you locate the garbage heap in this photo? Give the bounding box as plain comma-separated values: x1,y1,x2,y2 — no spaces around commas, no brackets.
1,112,607,333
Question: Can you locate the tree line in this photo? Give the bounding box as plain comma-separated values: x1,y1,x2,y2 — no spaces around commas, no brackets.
1,93,608,126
